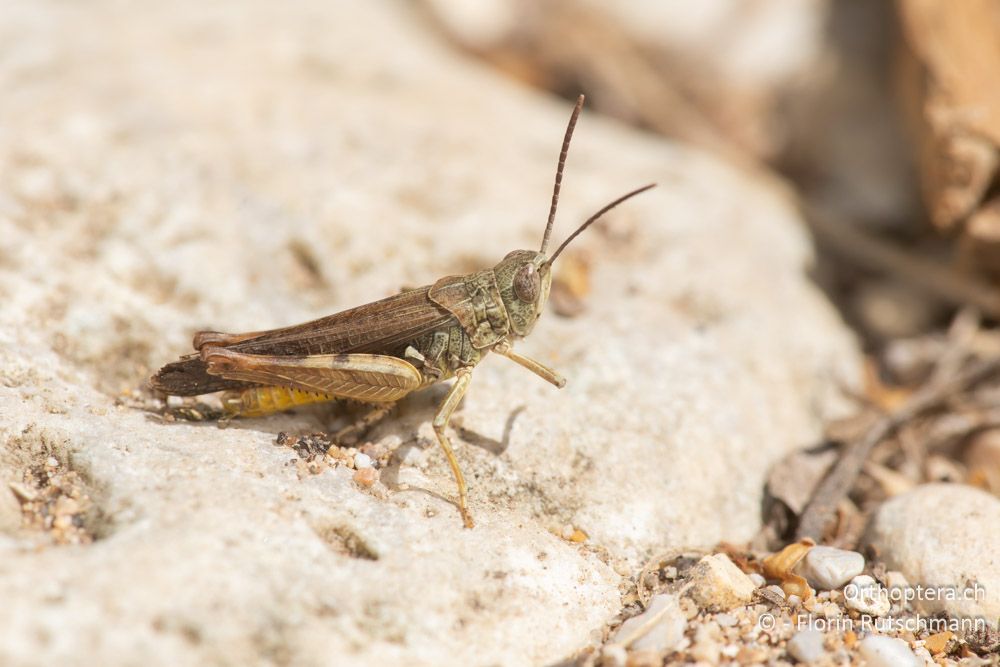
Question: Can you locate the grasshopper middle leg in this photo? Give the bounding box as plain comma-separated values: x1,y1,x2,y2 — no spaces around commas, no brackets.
433,367,475,528
334,402,396,443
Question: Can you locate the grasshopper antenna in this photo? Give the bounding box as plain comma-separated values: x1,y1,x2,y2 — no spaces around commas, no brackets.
540,94,585,255
547,183,656,264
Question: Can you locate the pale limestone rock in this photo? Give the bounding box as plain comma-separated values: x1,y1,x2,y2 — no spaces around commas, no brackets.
0,1,859,665
864,484,1000,620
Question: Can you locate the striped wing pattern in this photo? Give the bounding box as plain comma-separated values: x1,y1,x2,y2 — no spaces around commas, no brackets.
202,350,422,402
150,286,455,396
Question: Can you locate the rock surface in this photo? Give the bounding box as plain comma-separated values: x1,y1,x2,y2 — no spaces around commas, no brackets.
0,1,858,665
864,483,1000,621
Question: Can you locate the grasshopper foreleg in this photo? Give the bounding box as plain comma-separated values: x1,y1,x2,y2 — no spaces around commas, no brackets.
493,341,566,388
433,367,475,528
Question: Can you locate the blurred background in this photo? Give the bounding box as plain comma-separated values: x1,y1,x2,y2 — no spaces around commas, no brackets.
420,0,1000,359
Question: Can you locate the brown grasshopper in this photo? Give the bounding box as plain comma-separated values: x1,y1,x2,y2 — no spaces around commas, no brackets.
150,95,654,527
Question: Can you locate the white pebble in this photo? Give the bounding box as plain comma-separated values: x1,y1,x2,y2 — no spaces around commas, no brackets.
787,628,825,663
821,602,841,619
715,612,737,627
610,593,686,652
749,572,766,587
858,635,920,667
599,643,627,667
353,453,373,469
844,575,890,617
795,546,865,590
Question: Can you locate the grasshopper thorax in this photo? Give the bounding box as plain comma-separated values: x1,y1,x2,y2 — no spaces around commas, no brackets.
494,250,552,337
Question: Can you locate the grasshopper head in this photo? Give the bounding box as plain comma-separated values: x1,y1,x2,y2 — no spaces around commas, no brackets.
495,250,552,337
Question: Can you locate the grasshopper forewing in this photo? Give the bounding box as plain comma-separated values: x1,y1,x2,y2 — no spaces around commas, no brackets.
150,95,654,527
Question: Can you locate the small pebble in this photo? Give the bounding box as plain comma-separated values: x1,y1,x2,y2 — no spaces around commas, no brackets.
685,554,756,611
352,467,378,487
358,442,388,460
820,602,841,619
8,482,36,502
749,572,766,588
610,593,686,652
689,624,721,663
353,453,373,469
715,612,737,627
844,575,890,617
795,546,865,590
912,646,934,664
787,594,801,607
858,635,920,667
599,643,626,667
787,628,825,663
623,650,660,667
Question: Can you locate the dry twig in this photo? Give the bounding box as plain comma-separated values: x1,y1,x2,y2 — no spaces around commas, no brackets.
796,357,1000,540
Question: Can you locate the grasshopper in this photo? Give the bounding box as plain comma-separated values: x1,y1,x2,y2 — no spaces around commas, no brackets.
150,95,654,527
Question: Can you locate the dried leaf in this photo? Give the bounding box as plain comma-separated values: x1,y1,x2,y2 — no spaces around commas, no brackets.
761,540,815,602
923,630,954,655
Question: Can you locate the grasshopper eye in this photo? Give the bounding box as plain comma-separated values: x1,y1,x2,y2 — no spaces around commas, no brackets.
513,264,540,303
